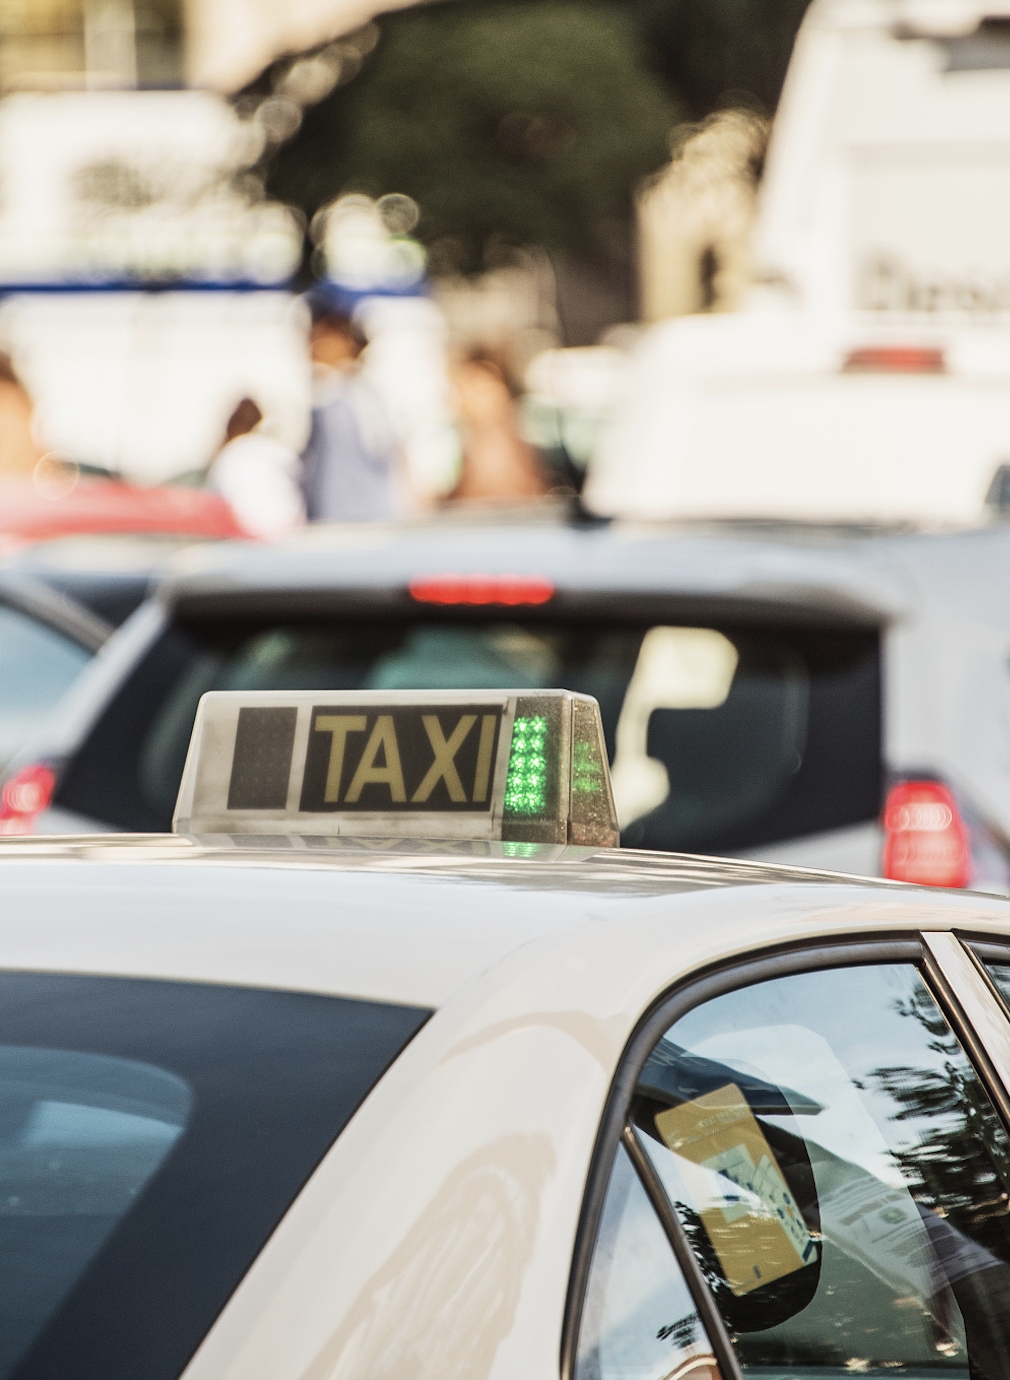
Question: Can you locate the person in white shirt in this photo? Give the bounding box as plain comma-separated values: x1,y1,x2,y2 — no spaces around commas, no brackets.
207,398,305,540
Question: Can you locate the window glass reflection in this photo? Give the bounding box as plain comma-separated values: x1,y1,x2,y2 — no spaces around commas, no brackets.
980,961,1010,1017
576,1142,720,1380
634,964,1010,1378
0,607,91,771
0,1047,190,1376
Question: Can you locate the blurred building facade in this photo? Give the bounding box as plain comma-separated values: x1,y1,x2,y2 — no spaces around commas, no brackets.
0,0,681,487
0,0,182,91
0,0,337,480
0,0,420,94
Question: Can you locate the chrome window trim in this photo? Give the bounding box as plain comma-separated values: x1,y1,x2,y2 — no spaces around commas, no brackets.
560,932,1010,1380
922,932,1010,1130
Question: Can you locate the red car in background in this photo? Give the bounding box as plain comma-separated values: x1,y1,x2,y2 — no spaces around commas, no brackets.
0,471,247,555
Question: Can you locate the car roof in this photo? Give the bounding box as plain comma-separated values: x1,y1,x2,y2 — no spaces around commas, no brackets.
1,834,1008,1010
157,517,1010,629
8,533,206,627
0,832,856,889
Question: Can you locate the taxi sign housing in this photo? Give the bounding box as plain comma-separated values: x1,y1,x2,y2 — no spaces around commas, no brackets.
172,689,619,846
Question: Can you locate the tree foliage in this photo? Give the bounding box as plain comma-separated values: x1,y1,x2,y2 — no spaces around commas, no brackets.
630,0,812,121
870,984,1010,1259
267,0,675,273
265,0,816,278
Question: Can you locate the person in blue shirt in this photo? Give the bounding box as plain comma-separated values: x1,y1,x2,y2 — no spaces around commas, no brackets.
301,292,397,522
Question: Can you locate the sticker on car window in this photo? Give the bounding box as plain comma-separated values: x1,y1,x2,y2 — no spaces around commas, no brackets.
655,1082,815,1296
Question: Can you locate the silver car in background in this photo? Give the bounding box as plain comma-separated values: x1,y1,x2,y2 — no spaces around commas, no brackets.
6,514,1009,890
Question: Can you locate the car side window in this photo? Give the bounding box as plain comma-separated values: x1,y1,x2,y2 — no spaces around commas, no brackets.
590,960,1010,1379
977,956,1010,1016
575,1141,721,1380
0,606,91,771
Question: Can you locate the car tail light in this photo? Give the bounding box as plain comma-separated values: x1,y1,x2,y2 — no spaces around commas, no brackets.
843,346,946,374
409,573,555,606
882,780,971,888
0,764,56,835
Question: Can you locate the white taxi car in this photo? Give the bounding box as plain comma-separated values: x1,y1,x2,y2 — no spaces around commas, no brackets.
4,690,1010,1380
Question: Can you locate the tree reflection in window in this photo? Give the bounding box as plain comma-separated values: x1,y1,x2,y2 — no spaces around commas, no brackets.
634,964,1010,1378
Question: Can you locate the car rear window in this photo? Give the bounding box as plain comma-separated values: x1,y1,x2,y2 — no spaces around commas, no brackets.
0,972,428,1380
56,615,881,850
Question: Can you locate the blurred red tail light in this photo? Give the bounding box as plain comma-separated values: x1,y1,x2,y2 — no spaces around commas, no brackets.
409,573,555,606
882,780,971,888
843,346,946,374
0,764,56,835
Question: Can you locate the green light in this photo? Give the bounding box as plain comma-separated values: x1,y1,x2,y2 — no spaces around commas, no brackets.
572,740,604,796
504,716,549,816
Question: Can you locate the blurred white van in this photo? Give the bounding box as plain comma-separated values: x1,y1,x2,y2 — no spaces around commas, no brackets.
586,0,1010,523
759,0,1010,317
584,311,1010,523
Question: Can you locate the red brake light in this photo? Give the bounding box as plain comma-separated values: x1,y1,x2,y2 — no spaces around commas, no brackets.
843,346,946,374
882,780,970,888
409,573,555,606
0,764,56,835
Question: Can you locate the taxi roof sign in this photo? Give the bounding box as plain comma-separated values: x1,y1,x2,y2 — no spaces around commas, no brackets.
173,689,619,847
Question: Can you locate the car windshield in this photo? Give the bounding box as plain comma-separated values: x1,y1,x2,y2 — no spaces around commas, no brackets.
0,972,428,1380
55,613,881,849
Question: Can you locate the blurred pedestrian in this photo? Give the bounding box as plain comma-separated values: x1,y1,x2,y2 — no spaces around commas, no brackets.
448,351,548,503
301,295,397,522
206,397,305,540
0,353,43,478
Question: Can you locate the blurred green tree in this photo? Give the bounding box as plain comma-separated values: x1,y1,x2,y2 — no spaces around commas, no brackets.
266,0,675,274
631,0,812,120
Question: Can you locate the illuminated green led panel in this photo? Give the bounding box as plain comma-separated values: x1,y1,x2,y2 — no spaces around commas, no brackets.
504,716,549,816
572,740,605,798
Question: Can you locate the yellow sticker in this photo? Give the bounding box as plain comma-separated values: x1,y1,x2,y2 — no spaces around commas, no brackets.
656,1082,815,1297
